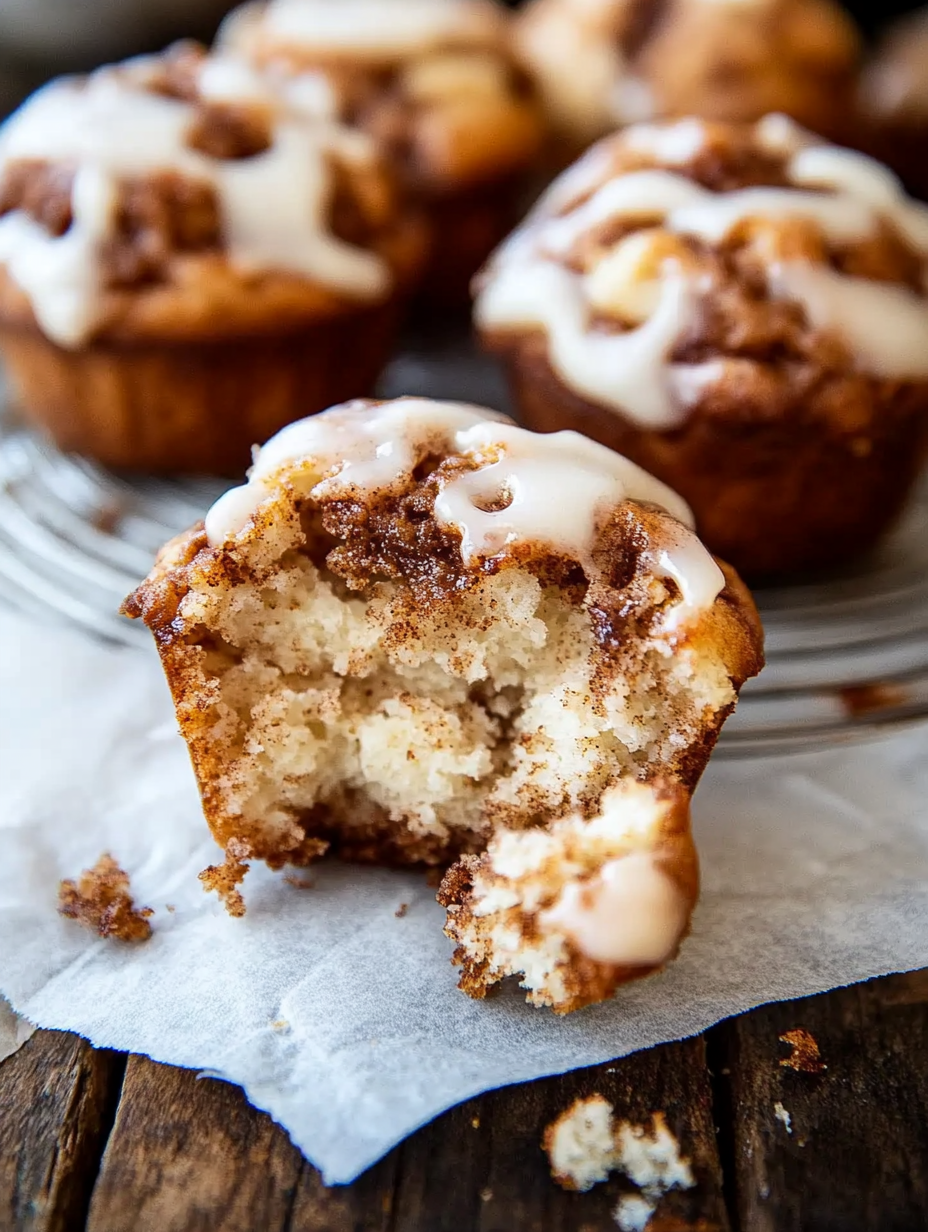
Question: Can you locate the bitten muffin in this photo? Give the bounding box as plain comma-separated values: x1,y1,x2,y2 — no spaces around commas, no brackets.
0,43,427,474
439,778,698,1012
124,397,763,1005
219,0,544,305
516,0,861,159
858,9,928,203
475,115,928,579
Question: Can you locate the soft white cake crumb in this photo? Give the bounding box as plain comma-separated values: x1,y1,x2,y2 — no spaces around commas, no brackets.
613,1192,657,1232
615,1112,696,1193
544,1094,617,1191
774,1101,793,1134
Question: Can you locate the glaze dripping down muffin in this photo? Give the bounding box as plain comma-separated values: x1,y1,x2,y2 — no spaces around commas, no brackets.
124,397,762,1010
475,115,928,578
0,42,427,473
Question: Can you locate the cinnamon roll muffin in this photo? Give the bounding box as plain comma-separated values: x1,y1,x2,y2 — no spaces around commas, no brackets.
475,116,928,578
859,9,928,203
219,0,545,305
516,0,861,159
0,42,427,473
124,397,763,1008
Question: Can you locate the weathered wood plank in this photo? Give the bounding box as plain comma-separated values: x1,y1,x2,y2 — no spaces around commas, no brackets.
393,1037,730,1232
716,970,928,1232
86,1055,397,1232
0,1029,124,1232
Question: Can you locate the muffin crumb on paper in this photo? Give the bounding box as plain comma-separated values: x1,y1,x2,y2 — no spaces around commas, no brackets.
58,853,153,942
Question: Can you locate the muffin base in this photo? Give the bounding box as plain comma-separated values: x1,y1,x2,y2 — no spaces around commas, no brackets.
498,346,928,580
0,300,404,476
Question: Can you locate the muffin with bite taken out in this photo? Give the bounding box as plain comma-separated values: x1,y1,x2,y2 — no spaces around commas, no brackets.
0,41,428,474
219,0,545,307
123,396,763,1010
475,115,928,579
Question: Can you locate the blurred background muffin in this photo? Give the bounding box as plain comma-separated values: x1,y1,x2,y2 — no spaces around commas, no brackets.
0,42,428,473
515,0,862,160
474,116,928,578
858,8,928,201
220,0,545,305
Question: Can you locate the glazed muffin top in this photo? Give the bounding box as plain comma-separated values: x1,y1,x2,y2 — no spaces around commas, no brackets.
219,0,544,193
516,0,861,147
0,42,427,348
475,116,928,431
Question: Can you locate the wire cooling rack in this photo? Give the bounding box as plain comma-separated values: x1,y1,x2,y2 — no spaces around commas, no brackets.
2,333,927,755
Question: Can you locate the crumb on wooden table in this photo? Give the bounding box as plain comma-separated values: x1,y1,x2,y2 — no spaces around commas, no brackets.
58,853,153,942
779,1027,827,1073
773,1101,793,1134
544,1097,695,1227
543,1094,617,1191
613,1192,656,1231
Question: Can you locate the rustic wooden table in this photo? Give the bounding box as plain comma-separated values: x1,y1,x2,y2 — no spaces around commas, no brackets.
2,969,927,1232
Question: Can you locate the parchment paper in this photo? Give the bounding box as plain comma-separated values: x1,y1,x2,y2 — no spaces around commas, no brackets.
1,607,926,1183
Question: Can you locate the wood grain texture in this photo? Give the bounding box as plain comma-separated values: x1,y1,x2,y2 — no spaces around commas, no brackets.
85,1055,398,1232
393,1037,730,1232
716,971,928,1232
7,970,928,1231
0,1029,124,1232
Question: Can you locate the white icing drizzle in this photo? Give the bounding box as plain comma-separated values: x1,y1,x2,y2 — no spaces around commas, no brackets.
769,262,928,378
755,111,807,155
477,257,699,429
788,144,928,253
205,397,723,629
0,57,388,347
621,119,711,166
543,851,687,966
432,420,694,555
198,52,338,118
475,119,928,420
205,398,507,544
242,0,501,58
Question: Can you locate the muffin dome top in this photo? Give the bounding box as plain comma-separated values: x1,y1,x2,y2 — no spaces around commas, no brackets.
0,42,420,347
220,0,543,193
475,116,928,430
204,396,726,632
516,0,860,146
